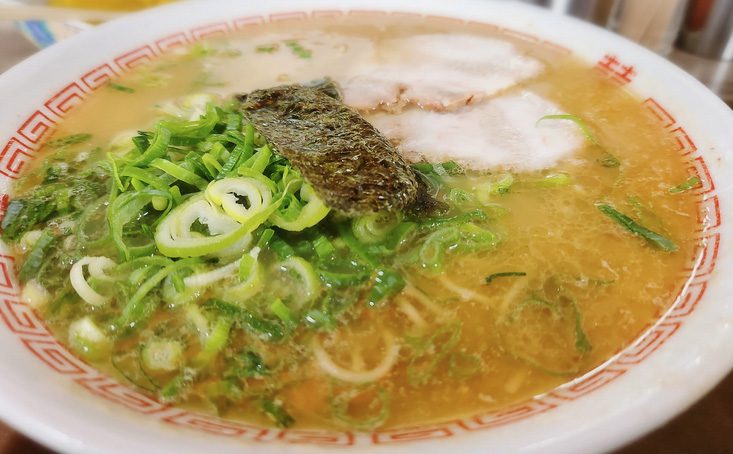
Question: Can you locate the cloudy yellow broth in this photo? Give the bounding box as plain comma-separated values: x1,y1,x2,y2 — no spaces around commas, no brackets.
15,15,699,429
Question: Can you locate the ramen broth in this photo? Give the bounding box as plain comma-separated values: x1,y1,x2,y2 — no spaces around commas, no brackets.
4,15,699,430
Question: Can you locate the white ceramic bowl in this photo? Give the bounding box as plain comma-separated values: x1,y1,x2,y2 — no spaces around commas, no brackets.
1,1,732,453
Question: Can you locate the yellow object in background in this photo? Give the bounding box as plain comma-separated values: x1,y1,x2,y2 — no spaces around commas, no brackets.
49,0,173,11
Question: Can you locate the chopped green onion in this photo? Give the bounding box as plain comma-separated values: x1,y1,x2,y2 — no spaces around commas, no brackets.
240,144,271,174
19,230,56,283
278,256,322,305
537,114,621,167
669,175,701,194
77,197,110,248
407,324,461,386
270,298,295,325
382,221,417,252
337,223,379,268
107,154,126,192
269,184,330,232
474,173,514,203
115,258,198,331
149,158,208,190
367,268,405,307
256,228,275,248
319,269,370,288
160,368,196,402
218,124,255,178
201,153,223,177
0,200,27,240
270,236,295,260
155,193,281,258
204,299,284,341
193,317,233,367
159,103,219,139
119,166,171,192
226,350,270,379
596,203,677,252
108,83,135,93
331,387,390,431
262,397,295,427
129,126,171,166
352,212,400,244
313,235,336,259
626,195,664,231
418,227,460,271
237,255,255,282
420,209,487,230
412,161,463,177
47,133,92,149
457,223,498,252
537,114,599,145
108,189,169,260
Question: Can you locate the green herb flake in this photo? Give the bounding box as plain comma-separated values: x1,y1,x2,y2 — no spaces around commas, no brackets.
108,83,135,94
285,40,312,59
46,133,92,149
571,299,592,354
669,175,701,194
596,203,678,252
485,271,527,284
599,151,620,168
256,43,280,53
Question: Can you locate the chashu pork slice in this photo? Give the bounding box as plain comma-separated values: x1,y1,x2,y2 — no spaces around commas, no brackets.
368,90,584,172
340,34,544,112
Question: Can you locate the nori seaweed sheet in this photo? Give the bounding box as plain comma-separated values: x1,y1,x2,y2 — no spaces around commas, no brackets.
237,81,443,216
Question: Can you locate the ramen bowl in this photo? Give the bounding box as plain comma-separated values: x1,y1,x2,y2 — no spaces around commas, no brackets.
0,0,732,453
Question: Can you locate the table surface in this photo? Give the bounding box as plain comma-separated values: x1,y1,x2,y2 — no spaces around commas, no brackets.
1,20,732,454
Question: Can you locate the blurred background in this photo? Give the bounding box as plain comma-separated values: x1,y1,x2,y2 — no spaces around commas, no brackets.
523,0,733,106
0,0,731,453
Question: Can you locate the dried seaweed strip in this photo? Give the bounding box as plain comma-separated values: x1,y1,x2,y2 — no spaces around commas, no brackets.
238,82,441,216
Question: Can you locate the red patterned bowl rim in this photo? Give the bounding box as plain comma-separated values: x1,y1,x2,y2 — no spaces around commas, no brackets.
0,1,731,453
